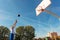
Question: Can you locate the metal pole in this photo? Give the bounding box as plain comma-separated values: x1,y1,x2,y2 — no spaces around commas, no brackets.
44,9,60,19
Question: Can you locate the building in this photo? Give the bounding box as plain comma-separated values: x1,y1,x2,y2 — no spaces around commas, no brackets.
47,32,58,40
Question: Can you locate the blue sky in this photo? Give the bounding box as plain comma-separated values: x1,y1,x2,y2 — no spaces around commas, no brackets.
0,0,60,38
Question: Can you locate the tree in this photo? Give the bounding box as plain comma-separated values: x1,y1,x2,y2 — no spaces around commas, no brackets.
25,26,35,40
38,38,42,40
15,25,35,40
16,26,24,35
15,26,24,40
0,26,10,40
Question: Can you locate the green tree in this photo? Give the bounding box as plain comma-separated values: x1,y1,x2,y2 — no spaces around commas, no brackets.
25,26,35,40
15,25,35,40
16,26,24,35
38,38,42,40
15,26,24,40
0,26,10,40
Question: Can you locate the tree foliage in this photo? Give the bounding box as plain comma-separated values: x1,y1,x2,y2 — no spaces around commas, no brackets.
25,26,35,39
16,26,24,35
15,25,35,40
0,26,10,40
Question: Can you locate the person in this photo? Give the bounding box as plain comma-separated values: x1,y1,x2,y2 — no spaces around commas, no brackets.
10,20,17,40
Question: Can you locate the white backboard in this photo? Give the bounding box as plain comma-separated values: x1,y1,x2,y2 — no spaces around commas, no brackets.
35,0,51,16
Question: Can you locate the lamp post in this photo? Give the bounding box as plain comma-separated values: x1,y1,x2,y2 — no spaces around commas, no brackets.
10,14,20,40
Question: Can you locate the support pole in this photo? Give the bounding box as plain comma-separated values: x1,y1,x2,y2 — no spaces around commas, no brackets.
44,10,60,19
